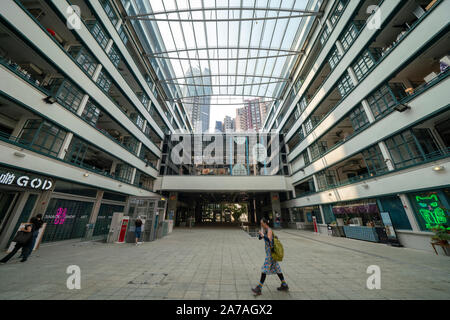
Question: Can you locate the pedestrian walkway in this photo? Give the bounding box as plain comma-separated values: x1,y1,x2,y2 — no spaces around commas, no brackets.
0,227,449,300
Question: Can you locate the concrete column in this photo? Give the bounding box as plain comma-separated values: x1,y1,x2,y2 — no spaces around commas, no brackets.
110,160,118,176
11,115,30,137
306,145,313,163
318,205,326,225
347,67,359,87
130,168,137,185
115,19,123,31
398,194,420,232
312,174,320,192
76,94,90,116
85,190,104,240
105,39,114,54
361,99,376,123
34,182,56,217
377,141,395,171
57,132,74,159
325,19,333,31
136,142,143,158
0,192,30,249
92,64,103,82
335,39,345,56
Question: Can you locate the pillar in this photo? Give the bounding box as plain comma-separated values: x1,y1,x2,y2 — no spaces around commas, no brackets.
105,39,114,54
347,66,359,87
398,194,420,232
361,99,376,123
11,115,29,137
92,64,103,82
85,190,104,240
378,141,395,171
335,39,345,56
76,94,90,116
57,132,74,159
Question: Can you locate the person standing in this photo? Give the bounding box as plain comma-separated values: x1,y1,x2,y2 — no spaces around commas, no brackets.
20,214,44,261
0,223,33,264
252,218,289,295
135,217,143,246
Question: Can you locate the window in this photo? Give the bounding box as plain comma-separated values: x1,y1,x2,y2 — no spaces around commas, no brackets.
51,79,83,112
65,137,88,166
68,46,97,77
108,44,121,68
19,119,66,157
385,128,442,168
352,48,382,81
86,20,109,49
319,25,330,46
329,0,347,26
81,101,100,126
366,83,406,119
118,25,129,45
328,46,341,70
316,170,337,191
362,145,388,176
385,130,425,168
337,72,354,97
348,104,369,132
303,151,310,166
340,20,364,51
115,163,134,183
310,141,328,160
101,0,118,25
123,136,138,154
96,70,112,93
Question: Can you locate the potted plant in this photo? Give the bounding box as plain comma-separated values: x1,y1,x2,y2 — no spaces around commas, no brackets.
431,224,450,245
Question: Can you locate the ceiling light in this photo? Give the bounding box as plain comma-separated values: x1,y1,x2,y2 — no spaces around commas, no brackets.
13,151,25,157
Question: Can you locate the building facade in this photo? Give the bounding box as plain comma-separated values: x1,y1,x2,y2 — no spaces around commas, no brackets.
0,0,449,254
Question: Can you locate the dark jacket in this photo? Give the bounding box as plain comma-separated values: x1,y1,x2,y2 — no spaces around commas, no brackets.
135,219,143,228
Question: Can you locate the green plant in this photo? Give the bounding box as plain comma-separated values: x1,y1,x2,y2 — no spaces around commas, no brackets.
431,224,450,242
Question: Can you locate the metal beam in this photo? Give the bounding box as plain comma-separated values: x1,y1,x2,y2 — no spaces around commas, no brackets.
147,47,304,56
145,52,302,60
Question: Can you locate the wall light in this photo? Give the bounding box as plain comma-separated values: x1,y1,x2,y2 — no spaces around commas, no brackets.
83,173,89,177
362,183,369,189
394,103,411,112
432,165,445,172
43,95,57,104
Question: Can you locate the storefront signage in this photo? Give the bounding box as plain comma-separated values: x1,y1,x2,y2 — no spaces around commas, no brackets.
414,194,448,230
0,171,53,190
54,208,67,225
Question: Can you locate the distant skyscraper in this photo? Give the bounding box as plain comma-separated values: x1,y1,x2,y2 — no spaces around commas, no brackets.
235,107,247,132
259,101,269,124
184,67,211,133
235,98,265,132
223,116,234,132
214,121,223,133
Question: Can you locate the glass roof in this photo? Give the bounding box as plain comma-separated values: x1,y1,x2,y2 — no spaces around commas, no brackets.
126,0,320,108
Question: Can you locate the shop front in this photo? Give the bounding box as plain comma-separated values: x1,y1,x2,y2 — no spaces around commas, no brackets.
0,166,54,249
291,206,322,231
331,199,390,243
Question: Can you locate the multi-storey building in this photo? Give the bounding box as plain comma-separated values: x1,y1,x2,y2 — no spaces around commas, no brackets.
0,0,448,254
223,116,234,133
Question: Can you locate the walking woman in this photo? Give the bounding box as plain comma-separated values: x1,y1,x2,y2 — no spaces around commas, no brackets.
252,218,289,295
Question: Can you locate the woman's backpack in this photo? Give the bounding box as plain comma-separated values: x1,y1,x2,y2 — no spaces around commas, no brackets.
271,233,284,262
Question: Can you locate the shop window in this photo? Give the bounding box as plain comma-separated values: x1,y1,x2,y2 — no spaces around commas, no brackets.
408,190,450,231
42,198,93,243
366,83,406,119
378,196,412,230
93,204,124,237
310,207,323,224
337,72,354,97
348,104,369,132
340,20,364,51
19,119,66,157
86,20,109,50
361,145,388,176
322,204,336,224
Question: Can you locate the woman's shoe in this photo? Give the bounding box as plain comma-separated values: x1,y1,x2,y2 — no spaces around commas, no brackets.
277,283,289,291
20,258,27,262
251,287,262,296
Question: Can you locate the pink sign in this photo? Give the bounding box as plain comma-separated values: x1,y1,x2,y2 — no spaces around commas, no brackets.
54,207,67,225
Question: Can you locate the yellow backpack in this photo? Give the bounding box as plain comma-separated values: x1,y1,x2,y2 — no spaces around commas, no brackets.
271,233,284,262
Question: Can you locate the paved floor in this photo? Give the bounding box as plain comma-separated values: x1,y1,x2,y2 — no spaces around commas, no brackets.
0,227,449,300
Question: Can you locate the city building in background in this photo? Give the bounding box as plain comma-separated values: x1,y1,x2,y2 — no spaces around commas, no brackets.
223,116,234,132
214,121,223,133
